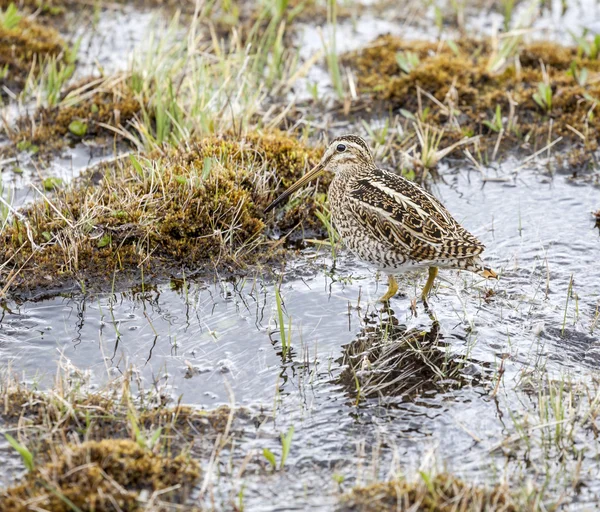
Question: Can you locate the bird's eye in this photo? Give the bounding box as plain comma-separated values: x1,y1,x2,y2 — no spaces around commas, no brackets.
336,143,346,152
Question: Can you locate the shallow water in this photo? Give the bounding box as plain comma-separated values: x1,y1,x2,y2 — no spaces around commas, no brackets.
72,6,158,79
1,144,126,211
1,165,598,508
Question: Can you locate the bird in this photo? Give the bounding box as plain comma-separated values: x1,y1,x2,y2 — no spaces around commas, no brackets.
265,135,497,303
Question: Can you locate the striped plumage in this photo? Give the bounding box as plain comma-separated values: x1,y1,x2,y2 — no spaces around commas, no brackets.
265,135,497,302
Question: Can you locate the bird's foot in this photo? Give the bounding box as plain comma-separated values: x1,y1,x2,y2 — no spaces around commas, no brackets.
379,275,399,303
420,266,439,304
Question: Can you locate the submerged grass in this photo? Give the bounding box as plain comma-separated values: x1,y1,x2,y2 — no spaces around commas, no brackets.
0,131,325,294
495,373,600,500
344,35,600,166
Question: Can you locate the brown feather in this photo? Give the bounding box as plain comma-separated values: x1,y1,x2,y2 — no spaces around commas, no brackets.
342,167,484,263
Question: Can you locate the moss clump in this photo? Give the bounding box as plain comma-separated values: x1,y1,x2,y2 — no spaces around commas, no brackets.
0,439,199,511
0,368,262,510
338,318,480,401
344,36,600,164
0,131,324,293
0,1,64,15
12,76,141,154
0,13,66,94
339,473,521,512
0,362,268,510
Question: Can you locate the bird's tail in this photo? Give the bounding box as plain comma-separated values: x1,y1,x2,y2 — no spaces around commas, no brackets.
459,256,498,279
481,267,498,279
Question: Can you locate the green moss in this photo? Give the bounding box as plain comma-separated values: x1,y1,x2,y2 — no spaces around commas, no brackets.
339,473,523,512
0,12,65,94
344,36,600,163
0,131,325,293
68,118,87,136
0,369,263,510
0,1,65,16
42,176,62,190
0,439,199,511
12,77,141,154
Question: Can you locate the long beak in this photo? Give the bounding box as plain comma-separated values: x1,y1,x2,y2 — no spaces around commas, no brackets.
264,163,325,213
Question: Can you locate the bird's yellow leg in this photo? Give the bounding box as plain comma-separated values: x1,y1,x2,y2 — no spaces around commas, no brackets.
421,266,438,301
379,274,399,303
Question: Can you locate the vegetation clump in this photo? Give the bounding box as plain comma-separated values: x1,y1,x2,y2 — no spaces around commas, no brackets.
0,367,259,510
339,473,522,512
0,439,200,511
0,6,66,95
0,131,325,294
1,0,350,42
344,35,600,165
0,1,64,15
338,317,480,401
11,76,141,154
1,380,240,452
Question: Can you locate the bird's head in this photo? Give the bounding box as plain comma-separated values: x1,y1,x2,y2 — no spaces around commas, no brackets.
318,134,374,170
265,135,373,213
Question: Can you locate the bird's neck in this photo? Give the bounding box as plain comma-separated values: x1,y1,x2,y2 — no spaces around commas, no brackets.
330,162,375,188
329,163,374,211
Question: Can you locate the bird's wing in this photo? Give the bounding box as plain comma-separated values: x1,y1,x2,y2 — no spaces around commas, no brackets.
346,168,484,262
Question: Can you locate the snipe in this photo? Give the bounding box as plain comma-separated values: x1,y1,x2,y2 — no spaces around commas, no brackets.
265,135,497,303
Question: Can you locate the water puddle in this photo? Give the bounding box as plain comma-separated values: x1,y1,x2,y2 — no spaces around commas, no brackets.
72,6,158,78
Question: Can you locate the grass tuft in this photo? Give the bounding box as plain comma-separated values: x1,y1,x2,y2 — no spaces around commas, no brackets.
11,75,141,155
339,471,537,512
0,131,324,294
0,361,255,510
0,439,199,511
343,36,600,164
0,6,66,96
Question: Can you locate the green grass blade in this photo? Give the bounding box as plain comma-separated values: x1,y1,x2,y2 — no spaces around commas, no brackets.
5,433,34,471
